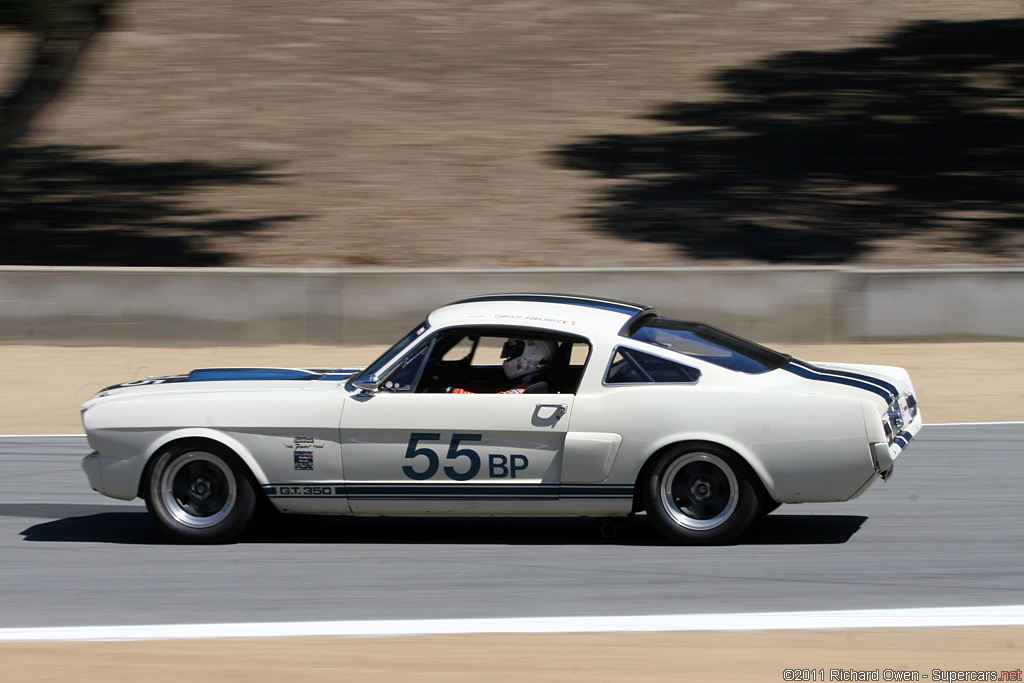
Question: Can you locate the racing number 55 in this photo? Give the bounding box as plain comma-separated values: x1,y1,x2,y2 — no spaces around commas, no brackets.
403,433,482,481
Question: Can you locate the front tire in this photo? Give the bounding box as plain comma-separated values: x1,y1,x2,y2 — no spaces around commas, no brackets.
643,444,760,545
145,444,256,543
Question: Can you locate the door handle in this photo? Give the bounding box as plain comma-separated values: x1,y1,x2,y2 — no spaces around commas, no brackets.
536,403,568,417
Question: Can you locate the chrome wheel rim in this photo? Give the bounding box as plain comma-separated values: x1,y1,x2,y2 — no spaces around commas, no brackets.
159,452,237,529
659,452,738,531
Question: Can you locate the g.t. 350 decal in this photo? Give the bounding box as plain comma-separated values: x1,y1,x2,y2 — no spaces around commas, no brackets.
403,433,529,481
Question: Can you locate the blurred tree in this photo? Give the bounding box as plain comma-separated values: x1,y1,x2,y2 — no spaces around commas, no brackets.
0,0,116,150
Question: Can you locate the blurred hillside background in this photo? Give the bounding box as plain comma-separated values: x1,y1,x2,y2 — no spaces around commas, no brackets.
2,0,1023,268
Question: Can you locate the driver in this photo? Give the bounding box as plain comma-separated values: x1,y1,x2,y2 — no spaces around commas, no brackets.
449,338,556,394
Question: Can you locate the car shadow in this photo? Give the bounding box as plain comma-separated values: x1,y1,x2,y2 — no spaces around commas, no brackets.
740,513,867,545
17,509,162,545
18,508,866,546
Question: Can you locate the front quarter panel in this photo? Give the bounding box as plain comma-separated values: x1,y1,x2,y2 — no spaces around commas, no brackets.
82,384,345,502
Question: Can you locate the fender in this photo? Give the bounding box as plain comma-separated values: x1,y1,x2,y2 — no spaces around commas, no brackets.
140,428,271,491
640,430,775,496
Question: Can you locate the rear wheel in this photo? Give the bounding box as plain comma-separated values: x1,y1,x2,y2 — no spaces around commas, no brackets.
643,444,760,545
145,444,256,543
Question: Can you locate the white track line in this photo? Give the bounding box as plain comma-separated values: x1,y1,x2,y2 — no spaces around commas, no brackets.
3,605,1024,642
923,421,1024,427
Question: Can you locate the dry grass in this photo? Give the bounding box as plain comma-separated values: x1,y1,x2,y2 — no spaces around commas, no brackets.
5,0,1024,267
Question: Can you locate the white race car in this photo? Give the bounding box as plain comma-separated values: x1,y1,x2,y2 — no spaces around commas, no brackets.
81,294,922,544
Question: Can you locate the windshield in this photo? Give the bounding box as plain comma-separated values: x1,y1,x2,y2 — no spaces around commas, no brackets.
349,321,431,386
627,318,790,374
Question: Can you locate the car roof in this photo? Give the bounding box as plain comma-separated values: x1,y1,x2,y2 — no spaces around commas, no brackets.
428,294,657,339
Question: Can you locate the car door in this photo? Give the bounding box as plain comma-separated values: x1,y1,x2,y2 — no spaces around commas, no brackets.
340,393,573,514
339,330,576,514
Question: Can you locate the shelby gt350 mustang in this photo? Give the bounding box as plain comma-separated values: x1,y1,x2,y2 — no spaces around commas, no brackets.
81,294,922,544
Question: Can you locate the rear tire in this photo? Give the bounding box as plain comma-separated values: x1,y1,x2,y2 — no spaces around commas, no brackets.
643,444,760,545
145,443,256,543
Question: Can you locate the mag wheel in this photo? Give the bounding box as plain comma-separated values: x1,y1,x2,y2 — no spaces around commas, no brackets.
145,444,256,543
644,445,760,545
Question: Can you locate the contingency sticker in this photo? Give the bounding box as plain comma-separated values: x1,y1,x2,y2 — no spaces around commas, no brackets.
285,436,325,471
294,451,314,471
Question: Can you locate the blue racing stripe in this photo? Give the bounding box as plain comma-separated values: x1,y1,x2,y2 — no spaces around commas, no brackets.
344,483,559,500
783,361,894,402
188,368,323,382
790,359,899,400
559,485,634,499
264,482,636,501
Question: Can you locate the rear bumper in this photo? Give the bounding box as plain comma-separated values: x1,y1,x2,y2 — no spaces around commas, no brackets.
850,413,923,500
871,413,924,479
871,442,897,481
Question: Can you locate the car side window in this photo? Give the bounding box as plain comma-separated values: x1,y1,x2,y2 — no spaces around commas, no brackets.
409,327,591,394
605,347,700,385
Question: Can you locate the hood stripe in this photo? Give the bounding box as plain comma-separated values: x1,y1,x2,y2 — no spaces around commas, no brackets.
782,360,895,402
187,368,323,382
104,367,360,391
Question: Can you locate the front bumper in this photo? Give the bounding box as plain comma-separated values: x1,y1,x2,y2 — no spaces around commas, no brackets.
81,451,139,501
82,451,103,493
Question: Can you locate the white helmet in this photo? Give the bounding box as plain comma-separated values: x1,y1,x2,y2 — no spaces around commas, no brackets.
501,338,556,380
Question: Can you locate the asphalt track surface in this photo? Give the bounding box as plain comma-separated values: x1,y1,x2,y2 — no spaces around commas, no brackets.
1,424,1021,631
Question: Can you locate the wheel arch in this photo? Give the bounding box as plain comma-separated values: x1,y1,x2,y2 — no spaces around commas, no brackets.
137,429,268,499
631,437,772,513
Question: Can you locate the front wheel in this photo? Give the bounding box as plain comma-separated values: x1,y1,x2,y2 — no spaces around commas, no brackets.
145,444,256,543
643,445,760,545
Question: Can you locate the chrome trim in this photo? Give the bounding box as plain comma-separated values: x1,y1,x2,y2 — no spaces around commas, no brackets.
536,403,568,417
158,451,237,529
659,451,739,531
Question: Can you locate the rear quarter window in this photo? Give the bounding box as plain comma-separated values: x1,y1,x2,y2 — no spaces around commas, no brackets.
605,348,700,384
627,318,790,375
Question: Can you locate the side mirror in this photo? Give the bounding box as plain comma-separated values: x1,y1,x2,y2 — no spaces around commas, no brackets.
351,375,380,395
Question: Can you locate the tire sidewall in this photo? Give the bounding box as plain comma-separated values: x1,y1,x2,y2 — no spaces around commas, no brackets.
644,444,760,545
145,444,256,543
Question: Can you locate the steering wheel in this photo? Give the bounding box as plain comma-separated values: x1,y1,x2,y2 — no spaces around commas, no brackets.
421,361,457,393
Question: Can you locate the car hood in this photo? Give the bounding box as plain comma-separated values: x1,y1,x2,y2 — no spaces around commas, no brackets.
89,366,364,401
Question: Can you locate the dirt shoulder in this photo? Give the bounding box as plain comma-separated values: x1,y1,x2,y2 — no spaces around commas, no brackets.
5,627,1024,682
2,342,1020,434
